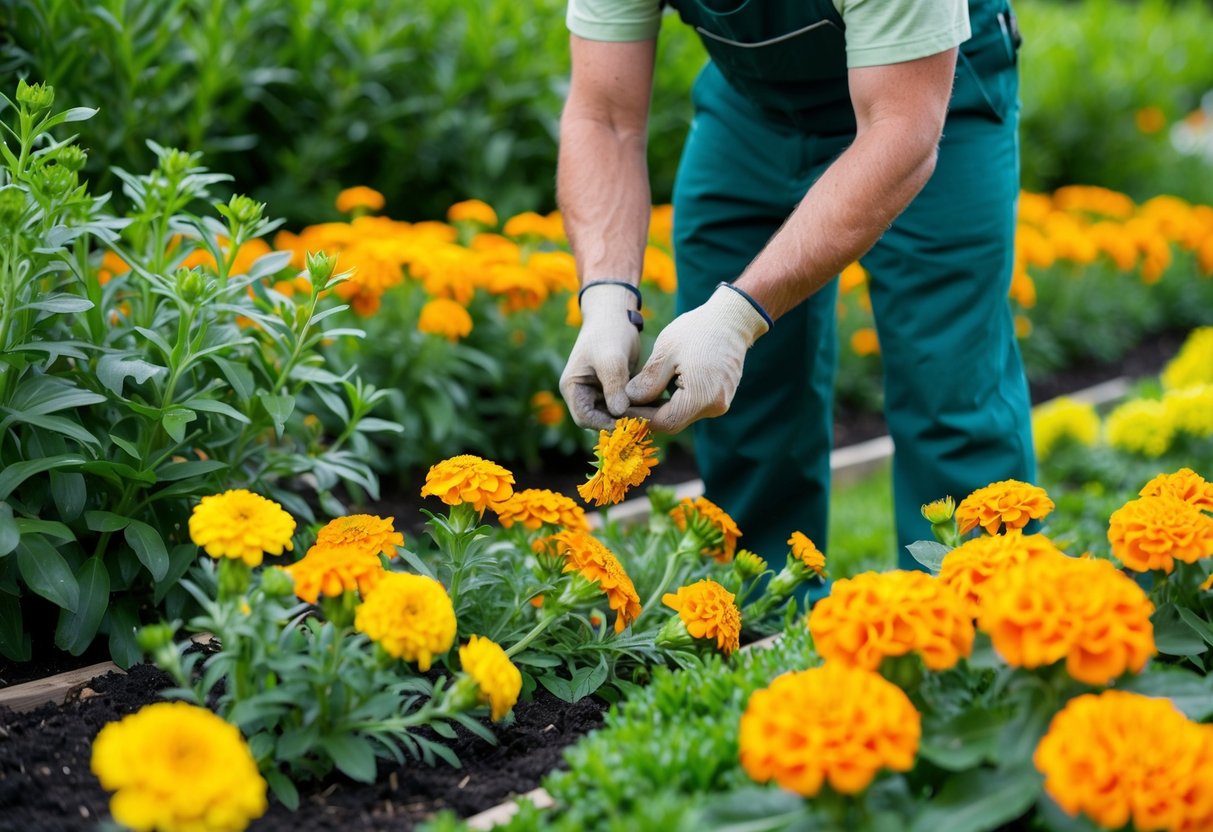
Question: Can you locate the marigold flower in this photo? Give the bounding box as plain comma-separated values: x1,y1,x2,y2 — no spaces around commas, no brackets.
503,211,559,240
662,579,742,655
355,573,456,670
1163,385,1213,438
1032,397,1101,461
740,663,920,796
91,701,267,832
850,327,880,357
920,496,956,525
1202,573,1213,591
418,297,473,341
670,495,742,563
939,533,1067,617
335,186,385,214
189,489,296,566
284,544,386,604
420,454,515,514
733,549,768,579
642,245,677,294
527,250,579,293
1108,494,1213,573
1139,468,1213,513
1135,105,1167,134
486,263,548,313
955,479,1054,536
577,417,659,507
316,514,404,557
553,530,641,633
459,635,522,721
492,488,589,532
808,570,973,671
531,390,565,426
1035,691,1213,832
787,531,827,577
447,199,498,227
1105,399,1175,458
1162,327,1213,390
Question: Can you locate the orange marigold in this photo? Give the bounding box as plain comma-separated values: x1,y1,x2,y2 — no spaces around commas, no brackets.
284,544,386,604
662,579,742,655
808,570,974,671
1035,691,1213,832
417,297,473,341
577,417,659,507
315,514,403,558
335,186,385,214
740,663,920,796
531,390,565,427
420,455,515,514
1108,494,1213,573
670,495,742,563
447,199,498,227
492,488,589,532
787,531,827,578
939,532,1067,617
553,530,641,633
955,479,1055,536
1139,468,1213,513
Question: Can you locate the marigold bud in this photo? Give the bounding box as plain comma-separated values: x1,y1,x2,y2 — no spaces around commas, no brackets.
159,148,197,178
175,267,208,303
16,79,54,111
921,496,956,525
41,164,76,198
0,188,26,225
306,250,337,285
226,194,264,227
135,623,175,653
260,566,295,598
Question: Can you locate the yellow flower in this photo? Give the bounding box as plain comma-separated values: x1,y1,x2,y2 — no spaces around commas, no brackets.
577,417,659,507
955,479,1054,536
1135,105,1167,134
1105,398,1175,457
527,250,579,293
1202,573,1213,591
503,211,560,240
91,701,267,832
939,532,1067,618
839,261,867,292
1139,468,1213,513
316,514,404,557
420,454,515,514
566,293,582,327
740,663,920,796
1032,397,1101,461
552,530,641,633
1034,691,1213,832
850,327,880,357
662,579,742,655
447,199,498,227
1108,494,1213,573
787,531,827,578
531,390,565,426
1162,327,1213,390
808,570,974,671
283,544,386,604
492,488,589,532
486,263,548,313
189,489,296,566
335,186,385,214
642,245,677,294
459,635,522,721
355,573,456,670
670,495,742,563
649,204,673,247
1163,385,1213,439
418,297,473,341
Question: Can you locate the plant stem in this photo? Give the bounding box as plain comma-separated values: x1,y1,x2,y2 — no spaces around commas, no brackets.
504,614,558,658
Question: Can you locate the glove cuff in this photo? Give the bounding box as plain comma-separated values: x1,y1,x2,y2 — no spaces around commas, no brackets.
708,283,771,345
579,283,643,331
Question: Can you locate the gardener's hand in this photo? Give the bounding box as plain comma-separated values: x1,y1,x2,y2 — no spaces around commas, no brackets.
559,283,643,431
625,284,770,434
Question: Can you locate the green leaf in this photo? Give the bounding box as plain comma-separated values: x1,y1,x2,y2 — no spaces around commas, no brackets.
2,410,101,447
571,659,610,701
910,766,1040,832
905,540,951,574
1153,603,1208,656
1117,667,1213,720
537,673,575,702
85,510,131,533
355,417,404,434
213,357,255,402
0,593,30,661
919,708,1008,771
50,471,87,521
154,459,228,482
161,408,197,443
109,433,142,460
55,558,110,655
183,397,251,424
258,393,295,437
154,545,198,604
14,518,75,541
0,454,86,501
106,599,142,668
1176,606,1213,648
17,534,80,612
320,735,377,782
24,294,94,313
264,769,299,812
124,520,169,581
0,503,19,557
97,353,166,396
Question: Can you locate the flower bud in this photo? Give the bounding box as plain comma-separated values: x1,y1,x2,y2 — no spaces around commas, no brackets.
305,250,337,285
174,267,208,304
54,146,88,173
655,614,694,652
921,496,956,525
733,550,768,581
226,194,264,227
260,566,295,598
646,485,678,517
16,79,54,111
135,622,176,653
0,188,26,225
159,148,197,178
41,164,76,198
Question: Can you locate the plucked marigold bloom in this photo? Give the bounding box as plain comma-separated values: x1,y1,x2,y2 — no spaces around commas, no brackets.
787,531,827,577
417,297,473,341
940,532,1067,617
662,579,742,655
189,489,296,566
492,488,589,532
447,199,498,227
670,495,742,563
740,663,920,796
1035,691,1213,832
1105,399,1176,458
1140,468,1213,513
335,186,385,214
316,514,404,557
577,417,659,507
553,530,641,633
1032,397,1101,461
459,635,522,721
808,570,973,671
284,545,386,604
420,454,515,514
91,701,267,832
355,573,456,670
955,479,1055,536
1108,494,1213,573
531,390,565,426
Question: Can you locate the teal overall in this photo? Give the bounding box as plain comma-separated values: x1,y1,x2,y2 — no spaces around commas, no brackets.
667,0,1034,575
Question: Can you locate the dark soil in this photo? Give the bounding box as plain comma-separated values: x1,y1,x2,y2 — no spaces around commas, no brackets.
0,664,607,832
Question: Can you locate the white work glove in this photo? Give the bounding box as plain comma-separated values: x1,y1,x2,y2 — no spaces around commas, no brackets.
625,284,770,434
559,283,643,431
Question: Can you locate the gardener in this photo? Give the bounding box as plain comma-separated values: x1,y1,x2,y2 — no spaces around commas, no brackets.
558,0,1035,571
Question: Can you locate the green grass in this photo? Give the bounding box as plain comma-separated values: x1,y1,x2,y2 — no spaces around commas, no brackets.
827,463,896,578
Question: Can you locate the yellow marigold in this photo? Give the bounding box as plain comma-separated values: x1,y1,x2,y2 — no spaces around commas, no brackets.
284,544,385,604
1009,270,1037,308
850,326,880,357
527,250,579,293
553,530,641,633
787,531,827,578
921,496,956,524
1202,572,1213,591
940,533,1067,618
420,454,515,514
566,293,582,326
355,572,456,670
503,211,560,240
642,245,677,294
577,417,659,507
670,495,742,563
1162,327,1213,390
418,297,473,341
335,186,385,214
1034,691,1213,832
447,199,498,227
1032,397,1101,461
459,635,522,721
91,701,267,832
662,579,742,655
1164,385,1213,438
492,488,589,532
739,663,920,796
1140,468,1213,513
1108,494,1213,573
955,479,1054,536
316,513,404,557
189,489,295,567
486,263,548,313
1105,398,1176,458
808,570,974,671
839,261,867,292
1014,314,1033,339
649,204,673,247
531,390,565,426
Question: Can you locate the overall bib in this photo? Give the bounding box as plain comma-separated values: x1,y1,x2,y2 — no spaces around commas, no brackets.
667,0,1034,575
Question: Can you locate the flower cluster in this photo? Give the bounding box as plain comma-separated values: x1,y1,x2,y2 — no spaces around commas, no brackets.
283,514,403,604
939,532,1067,617
420,454,515,514
661,579,742,655
458,635,523,722
492,488,589,532
552,530,641,633
670,495,742,563
577,417,659,507
354,572,457,670
1031,396,1101,461
1108,492,1213,573
955,480,1055,536
188,489,296,566
1104,398,1175,458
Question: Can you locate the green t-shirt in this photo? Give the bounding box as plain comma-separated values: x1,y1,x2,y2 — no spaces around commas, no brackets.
566,0,971,68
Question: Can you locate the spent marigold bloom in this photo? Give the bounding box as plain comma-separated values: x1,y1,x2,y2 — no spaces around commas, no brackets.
670,495,742,563
283,544,386,604
459,635,522,721
355,573,456,670
531,390,565,426
91,701,267,832
189,489,296,566
809,570,973,671
1108,494,1213,573
335,186,385,214
578,417,659,507
955,479,1055,536
1034,691,1213,832
1139,468,1213,513
939,532,1067,618
553,530,641,633
418,297,473,341
740,663,920,796
492,488,589,532
316,514,404,557
787,531,827,577
420,454,515,514
1105,399,1176,458
662,579,742,655
1032,396,1101,461
447,199,498,227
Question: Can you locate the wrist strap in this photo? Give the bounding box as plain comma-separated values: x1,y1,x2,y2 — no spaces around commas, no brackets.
578,280,643,310
717,282,774,329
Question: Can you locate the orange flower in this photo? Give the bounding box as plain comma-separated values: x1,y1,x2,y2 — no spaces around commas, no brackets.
552,530,641,633
1135,105,1167,135
486,263,548,313
808,570,973,671
577,417,659,507
787,531,826,578
1139,468,1213,513
531,391,565,427
642,245,677,294
335,186,385,214
283,544,386,604
670,496,742,564
526,251,579,293
850,327,880,357
492,489,589,532
1108,494,1213,573
955,479,1055,536
662,579,742,655
315,514,404,558
939,532,1067,617
740,663,920,796
503,211,559,240
417,297,473,341
447,199,498,227
420,455,515,514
